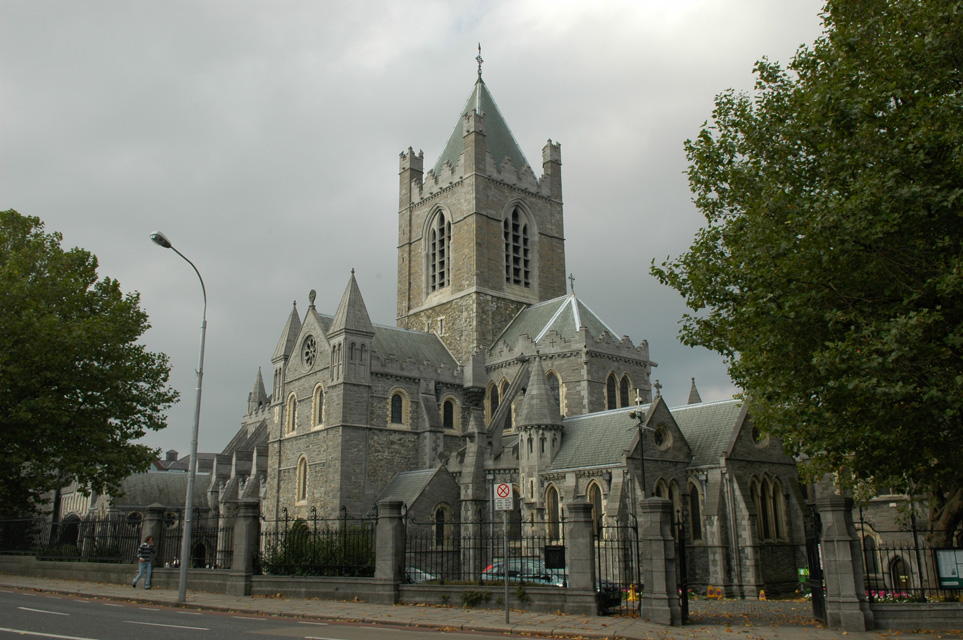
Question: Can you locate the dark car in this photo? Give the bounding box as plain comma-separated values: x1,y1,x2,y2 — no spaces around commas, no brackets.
480,557,565,587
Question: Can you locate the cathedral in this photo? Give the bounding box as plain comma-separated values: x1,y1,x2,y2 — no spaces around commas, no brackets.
50,61,809,596
228,62,810,595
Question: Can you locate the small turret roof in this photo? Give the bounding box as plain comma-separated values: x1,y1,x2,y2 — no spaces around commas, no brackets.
250,368,268,403
330,271,374,335
272,301,302,361
492,294,619,352
687,377,703,404
433,77,530,176
516,355,562,428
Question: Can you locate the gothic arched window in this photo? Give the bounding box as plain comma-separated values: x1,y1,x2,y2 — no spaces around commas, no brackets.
390,393,403,424
285,393,298,435
588,482,604,536
688,481,703,541
619,375,630,408
296,456,308,503
606,374,617,410
503,207,530,287
433,503,452,548
489,383,500,422
547,371,561,415
501,381,512,429
546,485,561,541
312,384,324,427
428,211,451,292
443,400,454,429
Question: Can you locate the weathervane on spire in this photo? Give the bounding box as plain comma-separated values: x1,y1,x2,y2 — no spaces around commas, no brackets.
476,43,484,79
568,273,576,294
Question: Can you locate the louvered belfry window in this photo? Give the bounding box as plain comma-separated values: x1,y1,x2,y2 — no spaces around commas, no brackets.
429,212,451,291
503,208,530,287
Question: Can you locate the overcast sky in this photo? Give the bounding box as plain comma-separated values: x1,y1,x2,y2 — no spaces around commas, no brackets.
1,0,826,455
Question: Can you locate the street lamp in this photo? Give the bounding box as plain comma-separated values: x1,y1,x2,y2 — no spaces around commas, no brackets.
627,390,652,500
150,231,207,604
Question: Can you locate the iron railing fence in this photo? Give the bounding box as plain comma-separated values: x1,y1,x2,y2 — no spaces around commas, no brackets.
861,526,962,602
157,512,234,569
257,512,375,577
0,516,141,563
404,514,566,586
595,517,641,614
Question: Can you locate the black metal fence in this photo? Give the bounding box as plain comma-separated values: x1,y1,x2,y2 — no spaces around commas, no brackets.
595,516,641,614
0,516,141,563
157,512,234,569
404,514,566,586
804,509,827,624
258,512,375,577
861,526,962,603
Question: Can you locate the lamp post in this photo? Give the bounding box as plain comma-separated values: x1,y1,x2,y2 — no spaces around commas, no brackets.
150,231,207,604
627,390,652,500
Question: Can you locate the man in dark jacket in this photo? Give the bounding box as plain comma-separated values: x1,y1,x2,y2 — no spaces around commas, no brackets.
132,536,155,589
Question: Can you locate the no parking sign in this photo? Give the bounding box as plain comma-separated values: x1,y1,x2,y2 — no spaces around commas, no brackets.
494,482,513,511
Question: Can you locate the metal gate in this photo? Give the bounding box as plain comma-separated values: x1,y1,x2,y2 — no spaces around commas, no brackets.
804,508,826,624
595,516,641,614
676,511,689,624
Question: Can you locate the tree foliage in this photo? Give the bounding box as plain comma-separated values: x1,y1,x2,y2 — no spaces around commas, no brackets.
652,0,963,540
0,210,178,515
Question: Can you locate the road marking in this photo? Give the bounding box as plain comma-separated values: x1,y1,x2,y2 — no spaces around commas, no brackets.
102,603,124,607
304,637,345,640
18,607,69,616
176,610,203,615
232,615,268,620
125,621,209,631
298,621,329,626
0,627,99,640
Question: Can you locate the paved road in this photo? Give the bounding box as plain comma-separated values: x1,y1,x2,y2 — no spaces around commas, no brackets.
0,574,959,640
0,588,523,640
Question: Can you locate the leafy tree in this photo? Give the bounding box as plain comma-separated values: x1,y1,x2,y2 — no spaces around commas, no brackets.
0,210,178,515
652,0,963,543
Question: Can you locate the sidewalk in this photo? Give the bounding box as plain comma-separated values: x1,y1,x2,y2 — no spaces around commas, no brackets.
0,573,958,640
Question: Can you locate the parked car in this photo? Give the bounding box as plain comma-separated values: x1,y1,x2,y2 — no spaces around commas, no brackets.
480,557,565,587
404,566,439,583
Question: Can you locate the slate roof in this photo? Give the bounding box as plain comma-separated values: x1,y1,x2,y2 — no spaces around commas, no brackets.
550,407,642,471
433,78,530,176
492,294,619,352
110,472,210,508
517,356,562,428
272,302,302,361
330,272,374,335
311,313,457,369
670,399,744,467
374,468,437,506
220,419,268,455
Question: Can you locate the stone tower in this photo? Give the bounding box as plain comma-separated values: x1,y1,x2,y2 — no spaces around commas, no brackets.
397,65,566,364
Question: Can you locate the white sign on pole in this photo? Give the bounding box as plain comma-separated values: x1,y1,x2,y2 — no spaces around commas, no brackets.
494,482,513,511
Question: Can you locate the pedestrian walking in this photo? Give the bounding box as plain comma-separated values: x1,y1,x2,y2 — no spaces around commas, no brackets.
132,536,155,589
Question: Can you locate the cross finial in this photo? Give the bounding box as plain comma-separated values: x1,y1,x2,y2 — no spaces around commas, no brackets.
634,389,644,409
476,43,484,79
351,268,355,276
568,273,575,294
654,380,662,397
